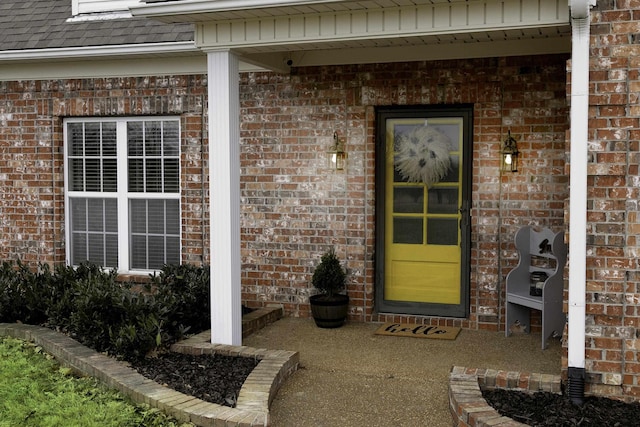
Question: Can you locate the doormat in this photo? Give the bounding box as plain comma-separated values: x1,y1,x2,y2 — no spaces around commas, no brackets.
375,323,461,340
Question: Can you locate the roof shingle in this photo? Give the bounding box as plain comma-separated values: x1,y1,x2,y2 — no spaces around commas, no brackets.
0,0,194,52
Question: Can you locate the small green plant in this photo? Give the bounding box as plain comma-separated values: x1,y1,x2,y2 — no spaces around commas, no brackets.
311,248,346,298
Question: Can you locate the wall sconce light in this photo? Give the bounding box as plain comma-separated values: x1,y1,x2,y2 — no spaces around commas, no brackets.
501,130,519,172
328,132,347,171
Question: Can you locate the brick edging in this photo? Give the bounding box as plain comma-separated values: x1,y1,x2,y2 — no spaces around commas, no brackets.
448,366,562,427
0,322,299,427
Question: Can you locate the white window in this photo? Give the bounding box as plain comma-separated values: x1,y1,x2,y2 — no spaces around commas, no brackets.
64,118,181,273
72,0,138,16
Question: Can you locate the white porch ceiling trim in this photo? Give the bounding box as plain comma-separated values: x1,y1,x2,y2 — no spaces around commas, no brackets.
132,0,568,25
272,35,571,67
194,1,569,51
131,0,571,70
131,0,354,20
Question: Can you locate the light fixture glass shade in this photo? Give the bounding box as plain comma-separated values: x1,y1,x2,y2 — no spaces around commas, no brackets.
501,131,519,172
328,133,347,171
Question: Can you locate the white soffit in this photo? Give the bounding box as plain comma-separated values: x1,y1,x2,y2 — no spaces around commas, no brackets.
131,0,571,68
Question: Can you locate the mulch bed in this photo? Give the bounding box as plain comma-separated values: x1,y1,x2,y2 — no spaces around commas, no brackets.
483,388,640,426
131,352,259,408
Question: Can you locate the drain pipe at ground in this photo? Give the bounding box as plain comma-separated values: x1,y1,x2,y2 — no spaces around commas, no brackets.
567,0,595,406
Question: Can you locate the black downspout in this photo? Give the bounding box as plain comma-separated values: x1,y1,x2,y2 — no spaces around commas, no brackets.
567,367,586,406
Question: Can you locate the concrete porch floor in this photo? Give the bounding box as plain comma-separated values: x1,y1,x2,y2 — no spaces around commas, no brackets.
243,317,563,427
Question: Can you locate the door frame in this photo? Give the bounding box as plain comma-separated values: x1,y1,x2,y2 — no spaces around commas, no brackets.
374,104,473,318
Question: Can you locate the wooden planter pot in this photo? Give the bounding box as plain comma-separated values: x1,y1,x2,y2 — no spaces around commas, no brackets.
309,294,349,328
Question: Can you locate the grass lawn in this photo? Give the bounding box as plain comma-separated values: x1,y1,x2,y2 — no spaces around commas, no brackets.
0,337,193,427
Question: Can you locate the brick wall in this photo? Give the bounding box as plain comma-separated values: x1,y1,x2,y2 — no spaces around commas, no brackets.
572,0,640,400
238,55,569,330
0,76,208,266
0,54,568,335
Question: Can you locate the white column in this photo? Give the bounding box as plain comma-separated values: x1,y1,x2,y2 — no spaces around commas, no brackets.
207,50,242,345
567,6,591,371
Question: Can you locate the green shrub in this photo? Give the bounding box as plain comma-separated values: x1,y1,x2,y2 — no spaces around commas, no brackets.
108,292,163,361
68,267,127,353
312,248,347,298
0,260,27,323
0,261,211,362
150,263,211,338
0,260,50,325
42,263,84,331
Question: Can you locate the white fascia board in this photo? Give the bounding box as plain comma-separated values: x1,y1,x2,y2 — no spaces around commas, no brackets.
130,0,345,18
0,41,198,62
0,42,266,80
0,56,266,81
0,56,204,81
67,11,133,22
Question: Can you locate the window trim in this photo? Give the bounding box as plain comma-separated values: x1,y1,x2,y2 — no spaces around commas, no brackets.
63,117,182,274
72,0,137,16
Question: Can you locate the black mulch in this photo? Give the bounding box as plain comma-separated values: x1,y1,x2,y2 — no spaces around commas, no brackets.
483,388,640,426
131,352,259,407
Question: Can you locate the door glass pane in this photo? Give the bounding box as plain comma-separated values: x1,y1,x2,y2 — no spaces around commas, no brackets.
393,217,423,244
393,168,409,183
427,188,458,214
441,155,459,183
427,218,458,245
394,187,423,213
393,124,453,187
431,123,460,151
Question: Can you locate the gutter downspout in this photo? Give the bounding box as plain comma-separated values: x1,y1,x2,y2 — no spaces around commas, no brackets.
568,0,594,406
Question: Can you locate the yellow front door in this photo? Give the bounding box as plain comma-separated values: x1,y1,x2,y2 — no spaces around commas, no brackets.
376,106,471,317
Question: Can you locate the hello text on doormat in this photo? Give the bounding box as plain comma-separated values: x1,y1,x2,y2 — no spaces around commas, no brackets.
374,323,461,340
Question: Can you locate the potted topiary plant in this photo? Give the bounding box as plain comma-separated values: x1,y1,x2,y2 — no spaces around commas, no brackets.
309,248,349,328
